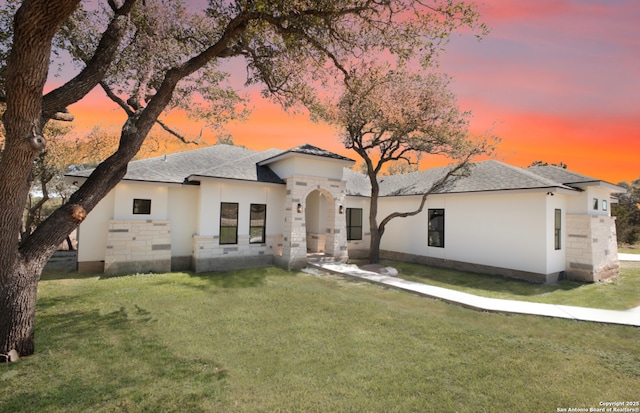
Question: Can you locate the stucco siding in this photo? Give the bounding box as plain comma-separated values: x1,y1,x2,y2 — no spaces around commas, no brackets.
268,157,346,181
78,190,115,265
168,186,199,257
377,191,551,275
113,183,169,220
197,181,286,239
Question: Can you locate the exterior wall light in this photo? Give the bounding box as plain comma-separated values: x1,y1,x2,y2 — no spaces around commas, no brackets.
297,203,302,213
339,205,344,214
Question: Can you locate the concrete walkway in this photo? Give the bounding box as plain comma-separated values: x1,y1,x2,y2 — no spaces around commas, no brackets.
619,253,640,262
309,260,640,327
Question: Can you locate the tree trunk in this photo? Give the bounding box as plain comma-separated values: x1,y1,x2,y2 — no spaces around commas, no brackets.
367,165,381,264
0,260,42,358
0,0,82,357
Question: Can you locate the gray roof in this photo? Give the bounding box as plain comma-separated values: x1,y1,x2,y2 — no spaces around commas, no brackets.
345,160,598,197
526,165,600,185
67,144,284,185
68,144,616,197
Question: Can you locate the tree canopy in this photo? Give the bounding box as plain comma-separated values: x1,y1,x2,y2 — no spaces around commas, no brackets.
314,63,494,263
1,0,486,357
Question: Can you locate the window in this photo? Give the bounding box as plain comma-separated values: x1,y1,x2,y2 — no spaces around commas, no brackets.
593,198,599,210
554,209,562,250
602,200,608,211
346,208,363,240
133,199,151,215
428,209,445,248
250,204,267,244
220,202,238,244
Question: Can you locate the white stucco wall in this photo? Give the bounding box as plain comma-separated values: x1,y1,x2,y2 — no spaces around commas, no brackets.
377,191,558,275
197,180,286,238
168,186,199,257
113,183,169,220
267,156,347,181
77,190,115,263
564,185,614,217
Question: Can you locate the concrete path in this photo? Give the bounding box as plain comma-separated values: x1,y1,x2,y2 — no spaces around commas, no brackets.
309,262,640,327
619,253,640,262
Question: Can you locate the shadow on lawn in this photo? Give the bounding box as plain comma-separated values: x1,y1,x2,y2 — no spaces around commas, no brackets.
188,266,291,289
5,300,228,412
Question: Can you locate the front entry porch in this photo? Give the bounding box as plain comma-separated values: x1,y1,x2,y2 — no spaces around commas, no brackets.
276,175,349,270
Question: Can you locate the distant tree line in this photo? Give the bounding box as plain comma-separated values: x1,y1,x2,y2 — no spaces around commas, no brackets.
613,177,640,246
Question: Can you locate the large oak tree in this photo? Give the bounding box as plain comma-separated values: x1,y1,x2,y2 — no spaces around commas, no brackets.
0,0,484,357
315,64,494,263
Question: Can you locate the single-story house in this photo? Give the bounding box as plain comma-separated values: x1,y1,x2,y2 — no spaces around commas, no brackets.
67,143,625,283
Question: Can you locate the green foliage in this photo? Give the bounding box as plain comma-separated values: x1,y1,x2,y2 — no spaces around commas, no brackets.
529,160,568,169
1,268,637,411
613,177,640,245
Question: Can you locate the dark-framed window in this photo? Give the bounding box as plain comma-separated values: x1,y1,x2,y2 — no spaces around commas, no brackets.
249,204,267,244
220,202,238,245
602,200,608,211
554,208,562,250
133,199,151,215
428,209,445,248
346,208,363,240
593,198,599,210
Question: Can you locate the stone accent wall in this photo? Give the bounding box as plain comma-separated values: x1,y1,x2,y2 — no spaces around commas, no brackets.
565,214,620,282
105,220,171,276
192,234,283,272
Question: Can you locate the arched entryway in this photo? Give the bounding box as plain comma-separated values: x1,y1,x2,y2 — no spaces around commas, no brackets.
305,189,330,254
278,176,349,270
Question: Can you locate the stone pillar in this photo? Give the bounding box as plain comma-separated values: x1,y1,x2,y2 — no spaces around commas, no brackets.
324,180,348,263
278,177,309,270
566,214,620,282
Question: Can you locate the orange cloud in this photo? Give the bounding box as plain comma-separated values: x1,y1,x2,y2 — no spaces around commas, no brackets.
484,110,639,184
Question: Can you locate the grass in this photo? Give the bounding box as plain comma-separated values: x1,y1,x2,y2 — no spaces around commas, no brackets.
1,267,639,412
389,260,640,311
619,242,640,254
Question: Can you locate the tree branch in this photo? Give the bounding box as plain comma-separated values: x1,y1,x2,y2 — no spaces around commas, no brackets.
41,0,137,123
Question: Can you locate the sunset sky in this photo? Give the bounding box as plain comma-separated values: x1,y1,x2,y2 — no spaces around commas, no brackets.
60,0,639,184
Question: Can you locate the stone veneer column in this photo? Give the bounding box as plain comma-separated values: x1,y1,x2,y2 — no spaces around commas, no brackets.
565,214,620,282
279,177,308,269
105,220,171,275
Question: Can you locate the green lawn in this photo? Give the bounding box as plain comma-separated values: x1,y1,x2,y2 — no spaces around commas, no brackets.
389,260,640,310
1,267,639,412
619,243,640,254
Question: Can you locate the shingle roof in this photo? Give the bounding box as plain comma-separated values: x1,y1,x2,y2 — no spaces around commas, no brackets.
67,144,284,184
345,160,582,197
526,165,600,185
67,143,614,197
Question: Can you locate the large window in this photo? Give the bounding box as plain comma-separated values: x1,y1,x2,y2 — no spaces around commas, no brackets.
428,209,445,248
220,202,239,245
133,199,151,215
250,204,267,244
346,208,363,240
554,209,562,250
